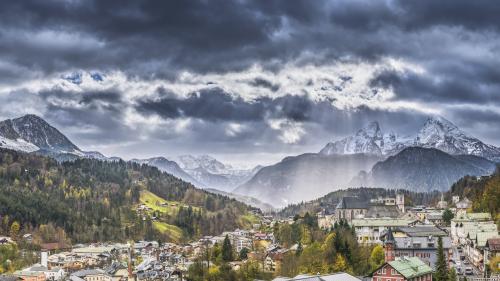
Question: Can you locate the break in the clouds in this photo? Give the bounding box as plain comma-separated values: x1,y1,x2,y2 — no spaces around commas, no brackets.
0,0,499,165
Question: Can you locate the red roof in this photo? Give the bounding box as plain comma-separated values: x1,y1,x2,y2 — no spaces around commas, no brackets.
486,238,500,251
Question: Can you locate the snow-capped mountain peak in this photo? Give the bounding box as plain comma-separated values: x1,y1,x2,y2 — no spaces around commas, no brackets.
320,120,384,155
0,114,80,153
320,115,500,161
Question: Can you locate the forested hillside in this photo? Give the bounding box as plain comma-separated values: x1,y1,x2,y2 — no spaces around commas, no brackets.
0,149,257,244
278,187,440,218
449,166,500,224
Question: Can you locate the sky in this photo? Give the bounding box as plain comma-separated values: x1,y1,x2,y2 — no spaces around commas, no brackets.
0,0,499,167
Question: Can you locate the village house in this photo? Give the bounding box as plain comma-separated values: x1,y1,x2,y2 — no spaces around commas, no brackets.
70,269,112,281
370,256,433,281
450,213,497,245
484,238,500,273
383,227,452,268
272,272,361,281
13,271,46,281
18,265,65,281
351,218,418,244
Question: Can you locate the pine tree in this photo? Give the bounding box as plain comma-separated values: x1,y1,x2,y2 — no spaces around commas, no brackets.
434,236,449,281
222,235,233,262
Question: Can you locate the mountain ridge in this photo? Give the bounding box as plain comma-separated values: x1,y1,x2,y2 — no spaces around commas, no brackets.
320,116,500,161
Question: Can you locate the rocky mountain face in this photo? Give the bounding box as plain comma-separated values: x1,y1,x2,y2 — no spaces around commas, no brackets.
320,116,500,161
233,153,382,208
131,157,203,186
351,147,496,192
0,114,80,153
177,155,261,192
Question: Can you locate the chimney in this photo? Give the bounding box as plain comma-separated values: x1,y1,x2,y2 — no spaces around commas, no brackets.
41,251,48,268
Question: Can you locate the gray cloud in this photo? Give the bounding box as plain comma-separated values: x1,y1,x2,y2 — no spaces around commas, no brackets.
0,0,499,163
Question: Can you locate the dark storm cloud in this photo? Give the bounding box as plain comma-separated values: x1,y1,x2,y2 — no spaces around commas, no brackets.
0,0,496,78
136,88,314,122
1,0,500,156
370,60,500,106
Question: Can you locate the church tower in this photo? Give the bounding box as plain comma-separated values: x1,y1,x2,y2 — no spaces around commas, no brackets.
384,227,396,262
396,194,405,213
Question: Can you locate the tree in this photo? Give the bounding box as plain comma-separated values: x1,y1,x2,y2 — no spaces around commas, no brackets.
448,267,457,281
222,235,233,262
9,221,20,239
490,255,500,274
333,254,349,272
239,247,249,260
434,236,449,281
369,245,385,270
442,209,454,226
296,241,303,256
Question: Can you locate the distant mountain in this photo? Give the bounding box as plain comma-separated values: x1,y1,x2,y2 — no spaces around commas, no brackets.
131,157,203,187
0,114,79,153
320,121,412,156
233,153,382,207
0,114,119,161
351,147,496,192
177,155,261,192
205,188,274,212
320,116,500,161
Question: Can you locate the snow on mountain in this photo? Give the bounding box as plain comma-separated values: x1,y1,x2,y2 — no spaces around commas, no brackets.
415,116,500,159
320,121,414,156
320,116,500,161
131,157,202,186
0,114,80,154
0,135,39,153
0,114,120,161
177,155,261,192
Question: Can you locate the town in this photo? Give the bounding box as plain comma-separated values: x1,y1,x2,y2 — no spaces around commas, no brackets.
1,193,498,281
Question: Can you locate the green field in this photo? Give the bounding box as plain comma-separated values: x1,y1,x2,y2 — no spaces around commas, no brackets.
139,190,198,215
153,221,183,242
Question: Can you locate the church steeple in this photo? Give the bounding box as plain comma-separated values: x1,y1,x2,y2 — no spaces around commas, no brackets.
384,227,396,262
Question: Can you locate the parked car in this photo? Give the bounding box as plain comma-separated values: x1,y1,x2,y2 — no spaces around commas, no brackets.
456,267,463,275
465,267,473,275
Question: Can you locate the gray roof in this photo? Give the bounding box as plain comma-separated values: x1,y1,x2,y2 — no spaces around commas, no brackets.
0,276,20,281
336,197,369,210
72,269,109,278
395,226,447,237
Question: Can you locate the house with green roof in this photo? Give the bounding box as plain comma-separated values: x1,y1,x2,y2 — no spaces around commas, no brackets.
370,257,433,281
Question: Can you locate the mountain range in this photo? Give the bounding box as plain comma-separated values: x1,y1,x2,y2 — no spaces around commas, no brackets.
235,116,499,207
0,114,260,193
320,116,500,161
0,114,498,209
132,155,261,192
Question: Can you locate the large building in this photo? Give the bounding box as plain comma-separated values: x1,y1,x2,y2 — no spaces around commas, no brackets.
336,194,405,224
384,227,452,268
336,197,369,223
351,218,417,244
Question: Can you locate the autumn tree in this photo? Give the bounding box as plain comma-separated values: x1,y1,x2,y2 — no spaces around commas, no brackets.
9,221,20,239
369,245,385,270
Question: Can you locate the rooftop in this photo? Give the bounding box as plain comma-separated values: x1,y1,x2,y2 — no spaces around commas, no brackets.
389,257,432,278
272,272,360,281
336,197,369,210
351,218,416,227
395,226,447,237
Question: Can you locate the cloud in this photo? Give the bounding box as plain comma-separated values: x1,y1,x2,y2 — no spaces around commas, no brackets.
0,0,499,164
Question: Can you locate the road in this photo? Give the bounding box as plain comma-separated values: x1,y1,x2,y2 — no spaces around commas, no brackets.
450,243,483,279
